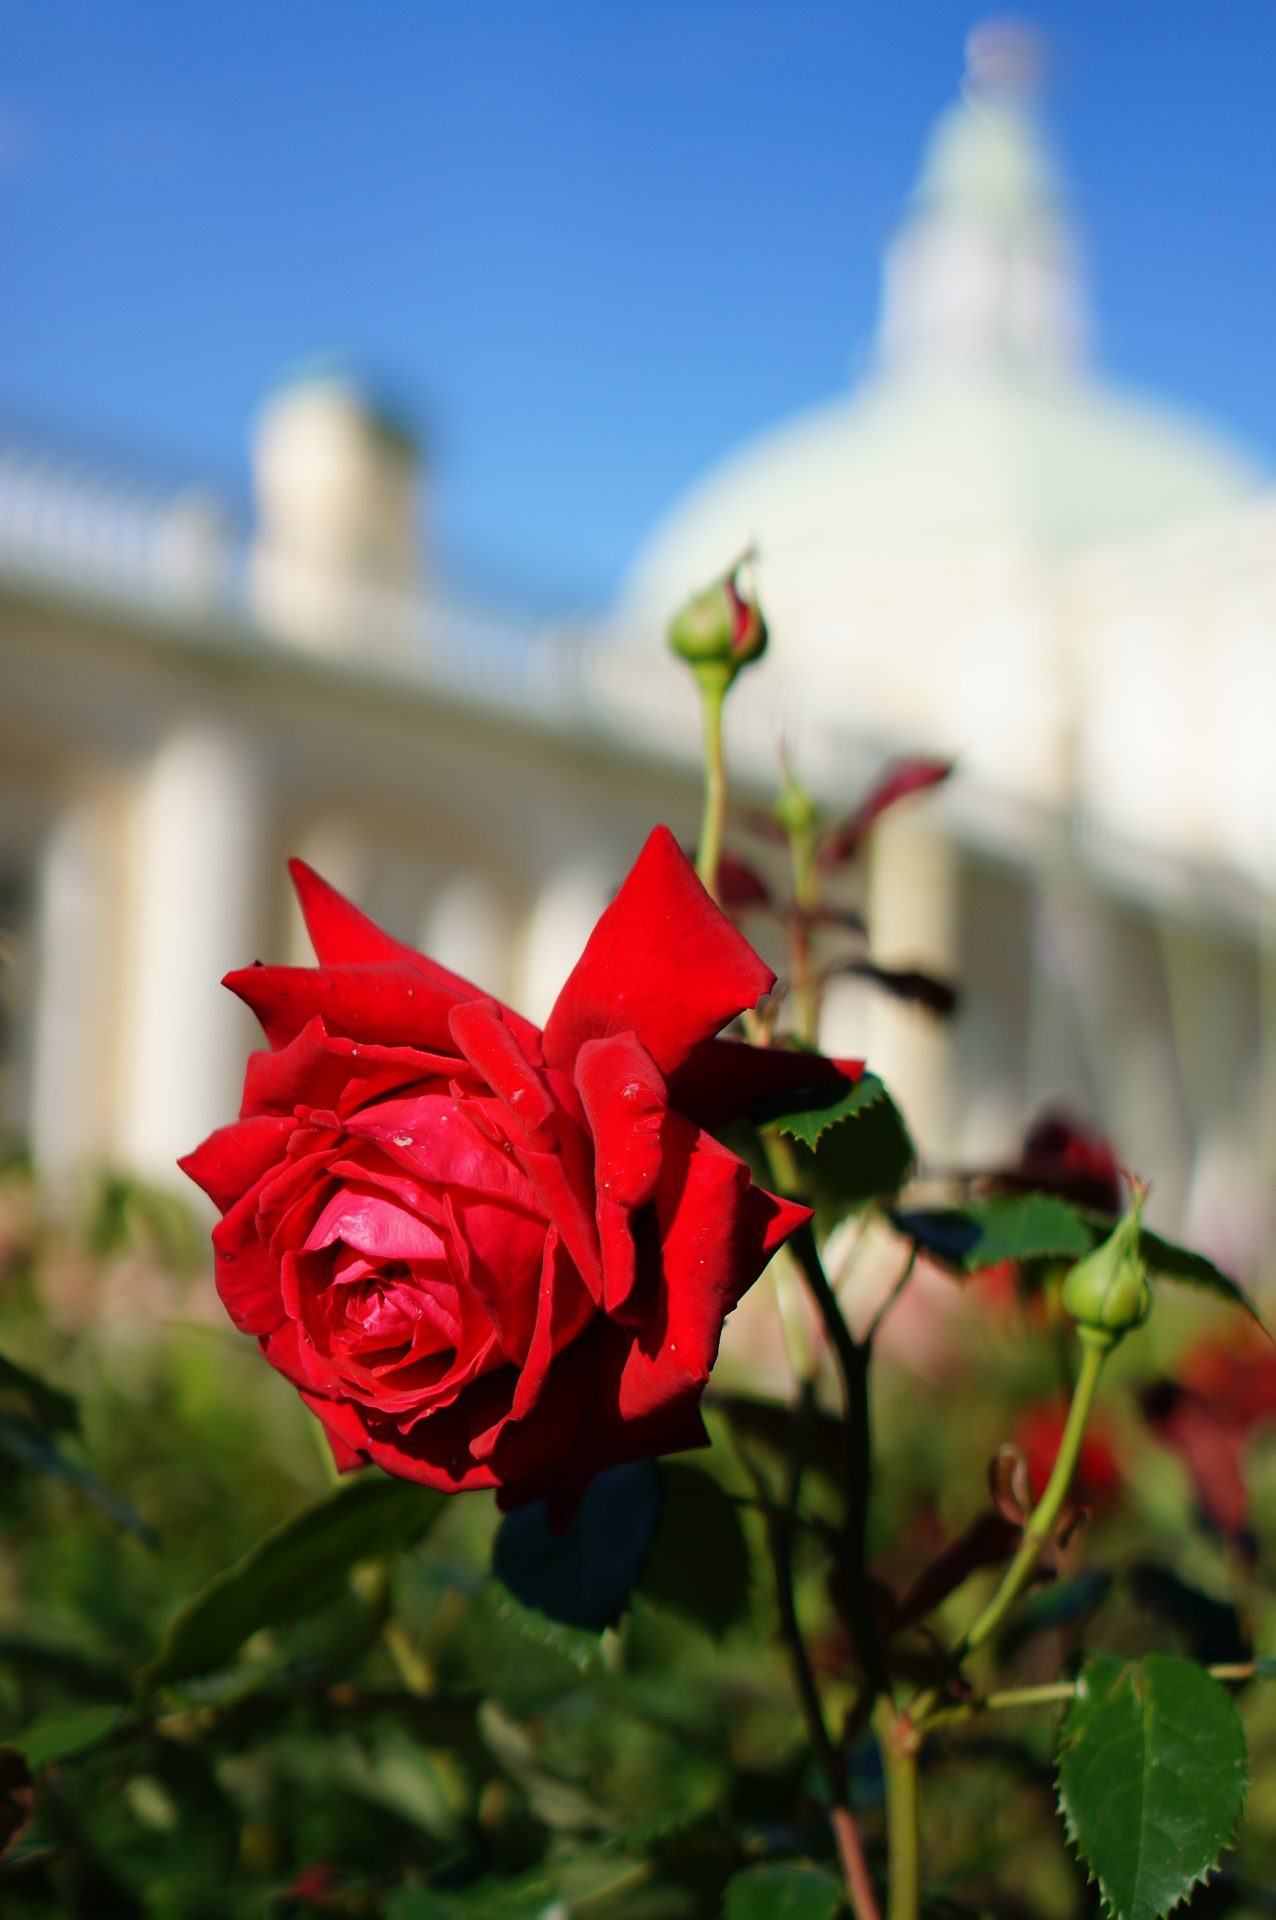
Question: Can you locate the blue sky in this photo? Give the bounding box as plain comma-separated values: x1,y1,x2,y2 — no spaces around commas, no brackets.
1,2,1274,610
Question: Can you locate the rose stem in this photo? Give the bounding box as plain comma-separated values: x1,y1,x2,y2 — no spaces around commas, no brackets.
904,1329,1114,1734
785,1223,890,1697
781,786,820,1047
769,1379,882,1920
693,665,730,902
961,1330,1111,1658
783,1220,920,1915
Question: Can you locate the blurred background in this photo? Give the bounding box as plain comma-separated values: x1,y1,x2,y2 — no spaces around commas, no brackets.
4,1,1276,1284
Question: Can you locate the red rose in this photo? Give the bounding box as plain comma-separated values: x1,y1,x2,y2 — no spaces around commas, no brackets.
181,827,851,1512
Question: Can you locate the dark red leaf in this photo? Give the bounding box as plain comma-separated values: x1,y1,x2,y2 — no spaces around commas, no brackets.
988,1442,1033,1526
894,1510,1020,1631
843,959,958,1016
818,758,953,867
994,1110,1122,1215
1140,1368,1269,1543
716,854,774,911
0,1748,33,1860
1015,1399,1122,1512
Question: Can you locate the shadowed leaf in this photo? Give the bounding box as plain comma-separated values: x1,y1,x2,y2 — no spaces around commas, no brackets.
765,1070,886,1149
145,1473,446,1689
493,1460,662,1633
724,1865,846,1920
0,1413,156,1542
10,1704,123,1769
0,1352,78,1435
638,1463,750,1637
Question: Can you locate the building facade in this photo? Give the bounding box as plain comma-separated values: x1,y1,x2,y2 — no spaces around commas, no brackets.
2,26,1275,1290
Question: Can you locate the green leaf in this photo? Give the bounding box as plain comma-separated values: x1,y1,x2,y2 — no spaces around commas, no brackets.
387,1864,565,1920
144,1472,446,1690
1057,1652,1247,1919
768,1071,891,1150
0,1412,156,1542
969,1195,1094,1267
637,1463,751,1638
1082,1214,1261,1321
724,1865,846,1920
893,1196,1092,1273
893,1198,1260,1322
0,1351,79,1435
10,1703,123,1768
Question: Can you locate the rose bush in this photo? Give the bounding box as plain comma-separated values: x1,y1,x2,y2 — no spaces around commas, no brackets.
181,826,854,1512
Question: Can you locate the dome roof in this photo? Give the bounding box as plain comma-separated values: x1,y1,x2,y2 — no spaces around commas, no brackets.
623,365,1262,616
622,25,1263,624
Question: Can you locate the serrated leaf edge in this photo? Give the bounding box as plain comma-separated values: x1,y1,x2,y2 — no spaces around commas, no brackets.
1056,1664,1248,1920
772,1073,888,1149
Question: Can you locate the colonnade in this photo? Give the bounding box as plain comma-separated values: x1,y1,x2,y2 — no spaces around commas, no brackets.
24,735,1276,1295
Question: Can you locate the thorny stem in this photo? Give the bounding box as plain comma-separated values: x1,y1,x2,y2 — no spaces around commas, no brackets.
772,1383,882,1920
872,1695,919,1920
732,1401,880,1920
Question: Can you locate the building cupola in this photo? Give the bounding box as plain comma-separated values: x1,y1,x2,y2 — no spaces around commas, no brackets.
250,364,423,661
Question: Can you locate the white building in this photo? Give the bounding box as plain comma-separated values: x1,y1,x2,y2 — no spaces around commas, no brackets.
2,24,1275,1283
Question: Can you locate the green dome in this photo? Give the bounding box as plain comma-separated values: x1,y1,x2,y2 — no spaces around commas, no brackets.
624,364,1261,612
623,28,1263,618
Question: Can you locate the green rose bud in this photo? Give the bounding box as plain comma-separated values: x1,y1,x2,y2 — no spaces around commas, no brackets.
774,768,820,839
667,559,767,684
1062,1188,1150,1341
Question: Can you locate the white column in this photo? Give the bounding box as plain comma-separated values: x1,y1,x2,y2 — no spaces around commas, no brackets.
419,871,515,1000
119,728,265,1188
862,817,959,1162
515,858,615,1026
31,800,118,1187
286,817,367,965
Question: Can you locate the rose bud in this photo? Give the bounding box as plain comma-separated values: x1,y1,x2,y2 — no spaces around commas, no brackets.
180,828,861,1520
773,768,820,839
667,560,767,686
1062,1189,1150,1342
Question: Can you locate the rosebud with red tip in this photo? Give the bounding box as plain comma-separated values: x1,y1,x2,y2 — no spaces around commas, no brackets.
668,560,767,687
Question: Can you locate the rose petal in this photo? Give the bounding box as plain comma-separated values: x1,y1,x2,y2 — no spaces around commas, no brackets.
179,1115,295,1217
471,1227,594,1459
448,1000,558,1146
226,960,467,1055
607,1116,811,1426
542,826,774,1077
575,1031,666,1210
240,1018,459,1120
304,1185,448,1263
289,860,544,1062
347,1094,541,1212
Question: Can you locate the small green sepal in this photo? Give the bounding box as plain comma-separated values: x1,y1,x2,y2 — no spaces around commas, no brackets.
1062,1186,1150,1339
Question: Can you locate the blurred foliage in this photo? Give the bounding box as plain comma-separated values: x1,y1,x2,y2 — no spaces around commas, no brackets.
0,1157,1273,1918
